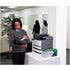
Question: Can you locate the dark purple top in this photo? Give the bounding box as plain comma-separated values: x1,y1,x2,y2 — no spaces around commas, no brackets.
9,29,30,53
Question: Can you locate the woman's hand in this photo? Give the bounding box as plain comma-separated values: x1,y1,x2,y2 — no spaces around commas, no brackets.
20,44,27,47
24,36,27,39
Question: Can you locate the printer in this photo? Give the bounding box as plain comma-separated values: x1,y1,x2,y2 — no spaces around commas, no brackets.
32,34,53,54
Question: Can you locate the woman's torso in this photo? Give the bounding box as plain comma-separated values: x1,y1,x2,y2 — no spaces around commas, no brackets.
42,25,48,34
11,29,27,53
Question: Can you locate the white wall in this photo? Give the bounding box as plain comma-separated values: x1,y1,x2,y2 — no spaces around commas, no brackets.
56,7,67,64
48,7,56,48
2,11,21,17
67,7,70,49
2,6,56,48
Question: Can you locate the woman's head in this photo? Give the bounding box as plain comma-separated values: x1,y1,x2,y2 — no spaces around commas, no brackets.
43,20,48,27
12,18,22,30
35,20,40,27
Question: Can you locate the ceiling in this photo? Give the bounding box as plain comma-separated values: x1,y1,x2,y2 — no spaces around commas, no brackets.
1,6,38,12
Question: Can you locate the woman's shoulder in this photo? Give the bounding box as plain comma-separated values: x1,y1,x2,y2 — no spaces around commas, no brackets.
11,30,15,33
21,29,27,35
10,30,16,36
21,29,26,33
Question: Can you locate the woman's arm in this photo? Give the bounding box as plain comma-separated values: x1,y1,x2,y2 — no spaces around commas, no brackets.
20,44,27,47
24,31,30,43
32,25,35,34
9,31,21,48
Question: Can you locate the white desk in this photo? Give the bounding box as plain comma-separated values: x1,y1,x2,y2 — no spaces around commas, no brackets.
25,52,60,65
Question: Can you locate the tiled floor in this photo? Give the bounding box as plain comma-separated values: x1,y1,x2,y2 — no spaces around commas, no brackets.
1,55,12,65
0,53,12,65
0,49,70,65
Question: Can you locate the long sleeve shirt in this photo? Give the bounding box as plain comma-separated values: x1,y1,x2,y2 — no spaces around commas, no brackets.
9,29,30,52
42,24,48,34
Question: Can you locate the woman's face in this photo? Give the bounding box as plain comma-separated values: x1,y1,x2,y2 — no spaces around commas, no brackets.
14,21,21,30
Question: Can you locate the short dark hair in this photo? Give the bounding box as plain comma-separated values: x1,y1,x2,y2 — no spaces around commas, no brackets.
12,18,22,30
43,20,48,27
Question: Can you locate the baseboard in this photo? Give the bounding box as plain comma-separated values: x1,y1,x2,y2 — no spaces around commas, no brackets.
66,48,70,50
0,52,8,56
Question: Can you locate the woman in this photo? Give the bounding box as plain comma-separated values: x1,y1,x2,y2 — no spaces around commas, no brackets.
42,20,48,34
32,20,40,38
9,18,30,65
